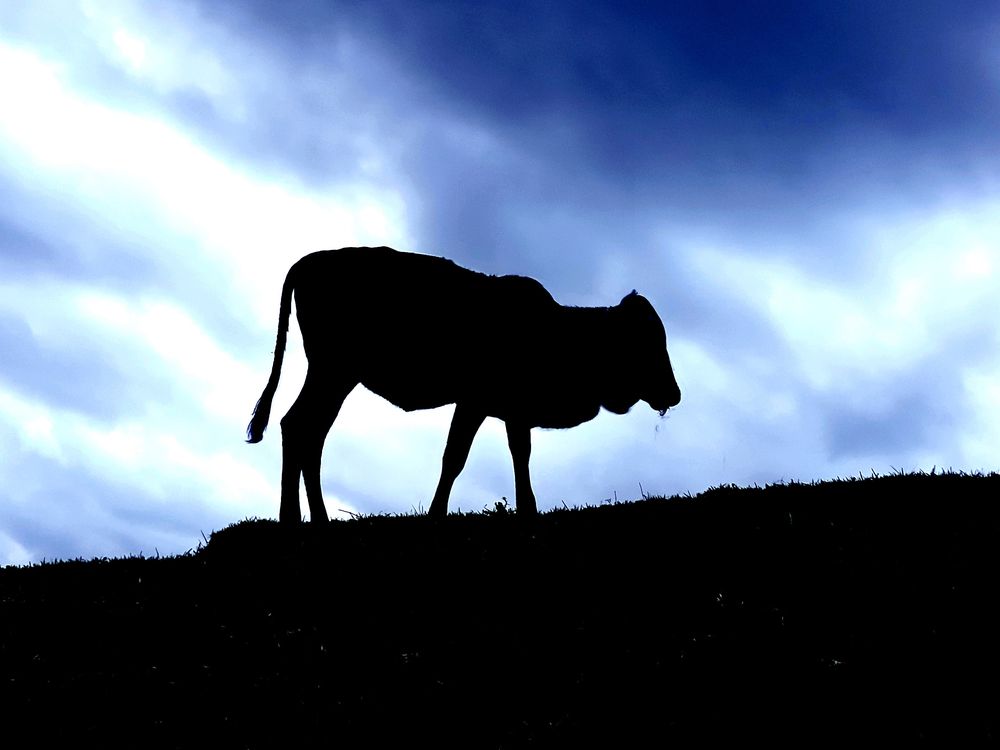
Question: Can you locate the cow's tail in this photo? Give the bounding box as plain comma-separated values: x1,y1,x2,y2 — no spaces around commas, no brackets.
246,266,296,443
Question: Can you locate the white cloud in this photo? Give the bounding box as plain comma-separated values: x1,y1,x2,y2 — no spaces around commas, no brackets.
0,388,66,463
81,0,244,113
0,26,416,558
665,197,1000,485
686,198,1000,395
0,38,411,327
960,351,1000,471
74,290,262,422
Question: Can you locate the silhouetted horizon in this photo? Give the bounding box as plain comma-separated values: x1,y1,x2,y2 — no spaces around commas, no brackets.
3,471,997,744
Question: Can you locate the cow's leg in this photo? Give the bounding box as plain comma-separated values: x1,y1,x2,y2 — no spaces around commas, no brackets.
280,367,354,523
279,424,305,524
300,378,355,523
505,421,537,516
428,404,485,518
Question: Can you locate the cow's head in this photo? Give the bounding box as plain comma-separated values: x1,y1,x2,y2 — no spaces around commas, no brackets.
603,291,681,416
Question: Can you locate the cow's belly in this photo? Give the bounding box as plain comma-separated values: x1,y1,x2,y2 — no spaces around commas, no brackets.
355,337,604,428
360,368,462,412
364,384,455,412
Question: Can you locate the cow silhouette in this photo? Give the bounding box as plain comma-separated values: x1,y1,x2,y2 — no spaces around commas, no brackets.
247,246,681,522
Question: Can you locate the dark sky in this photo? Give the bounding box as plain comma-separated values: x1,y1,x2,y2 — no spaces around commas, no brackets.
1,1,998,563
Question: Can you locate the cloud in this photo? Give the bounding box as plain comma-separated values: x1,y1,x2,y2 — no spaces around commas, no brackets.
0,30,410,561
672,194,1000,476
1,1,999,563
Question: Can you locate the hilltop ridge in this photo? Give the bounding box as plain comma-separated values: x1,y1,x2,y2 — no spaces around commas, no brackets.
1,471,997,746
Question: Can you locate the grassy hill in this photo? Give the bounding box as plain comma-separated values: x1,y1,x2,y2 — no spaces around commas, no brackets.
1,471,997,747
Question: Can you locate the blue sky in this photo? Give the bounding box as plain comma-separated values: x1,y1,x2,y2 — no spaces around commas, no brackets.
1,0,998,564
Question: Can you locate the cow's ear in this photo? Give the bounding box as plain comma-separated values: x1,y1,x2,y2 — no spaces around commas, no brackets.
620,289,639,305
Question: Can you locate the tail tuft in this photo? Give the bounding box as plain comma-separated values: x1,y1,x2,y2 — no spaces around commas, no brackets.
246,395,274,443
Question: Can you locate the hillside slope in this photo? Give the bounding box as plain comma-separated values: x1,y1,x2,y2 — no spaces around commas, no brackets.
1,472,997,746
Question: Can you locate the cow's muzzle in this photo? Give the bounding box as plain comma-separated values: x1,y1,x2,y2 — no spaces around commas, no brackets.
652,387,681,416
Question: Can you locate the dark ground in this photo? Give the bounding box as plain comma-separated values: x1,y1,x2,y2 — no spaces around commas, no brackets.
1,471,997,747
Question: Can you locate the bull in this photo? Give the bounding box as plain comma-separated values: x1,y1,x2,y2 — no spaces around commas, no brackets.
247,246,681,522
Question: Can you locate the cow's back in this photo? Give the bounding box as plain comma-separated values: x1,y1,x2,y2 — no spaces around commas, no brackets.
291,247,559,413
